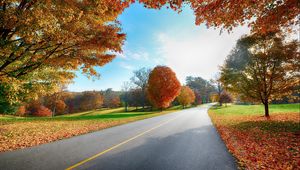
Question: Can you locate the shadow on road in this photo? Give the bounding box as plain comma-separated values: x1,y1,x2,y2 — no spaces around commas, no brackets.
81,124,237,170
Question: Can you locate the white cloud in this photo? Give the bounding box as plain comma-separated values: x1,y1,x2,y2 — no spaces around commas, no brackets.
156,26,250,83
126,50,149,61
119,62,134,70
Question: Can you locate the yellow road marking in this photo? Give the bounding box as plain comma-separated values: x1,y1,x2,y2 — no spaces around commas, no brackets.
66,115,181,170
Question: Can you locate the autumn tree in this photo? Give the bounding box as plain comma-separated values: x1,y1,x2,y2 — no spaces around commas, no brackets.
79,91,103,111
0,1,127,106
103,89,121,108
54,100,67,115
220,33,299,117
147,66,181,110
210,93,219,103
177,86,195,108
141,0,299,34
193,90,202,105
219,91,233,107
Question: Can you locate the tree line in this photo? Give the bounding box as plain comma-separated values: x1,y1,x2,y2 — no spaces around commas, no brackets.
5,65,221,116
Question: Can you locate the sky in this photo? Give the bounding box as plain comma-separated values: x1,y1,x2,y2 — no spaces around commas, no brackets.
68,3,250,92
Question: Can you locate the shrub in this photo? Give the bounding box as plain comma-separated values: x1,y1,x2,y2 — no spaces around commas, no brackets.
33,106,52,117
15,106,26,116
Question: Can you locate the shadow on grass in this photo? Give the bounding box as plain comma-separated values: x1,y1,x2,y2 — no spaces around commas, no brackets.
210,105,222,110
57,113,152,121
232,120,300,133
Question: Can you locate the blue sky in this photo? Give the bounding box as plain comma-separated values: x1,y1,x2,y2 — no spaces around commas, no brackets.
68,3,249,92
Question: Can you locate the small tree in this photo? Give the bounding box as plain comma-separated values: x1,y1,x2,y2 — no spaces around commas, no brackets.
193,90,202,105
219,91,233,107
55,100,67,115
147,66,181,110
177,86,195,108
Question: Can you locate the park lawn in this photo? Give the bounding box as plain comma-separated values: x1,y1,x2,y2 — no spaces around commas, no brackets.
0,106,181,152
209,103,300,170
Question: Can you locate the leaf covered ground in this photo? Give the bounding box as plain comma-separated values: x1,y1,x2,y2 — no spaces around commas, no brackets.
209,104,300,170
0,107,181,152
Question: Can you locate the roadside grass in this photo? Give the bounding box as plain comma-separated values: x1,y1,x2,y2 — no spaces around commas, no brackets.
210,103,299,115
209,103,300,170
0,106,184,152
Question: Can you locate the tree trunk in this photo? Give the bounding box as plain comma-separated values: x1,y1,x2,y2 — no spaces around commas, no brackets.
264,102,269,117
52,106,56,117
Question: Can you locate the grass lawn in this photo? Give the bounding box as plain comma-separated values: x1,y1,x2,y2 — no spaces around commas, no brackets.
0,106,183,152
209,103,300,170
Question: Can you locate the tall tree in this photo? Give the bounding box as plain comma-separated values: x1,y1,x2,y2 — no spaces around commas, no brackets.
130,67,151,109
210,74,224,106
177,86,195,108
220,32,299,117
130,67,151,90
121,81,132,112
0,1,127,104
147,66,181,110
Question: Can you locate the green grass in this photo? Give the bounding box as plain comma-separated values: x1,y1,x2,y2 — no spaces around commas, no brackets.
210,103,299,116
0,106,184,123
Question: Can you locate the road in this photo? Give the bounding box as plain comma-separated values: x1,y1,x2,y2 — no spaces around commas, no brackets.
0,105,236,170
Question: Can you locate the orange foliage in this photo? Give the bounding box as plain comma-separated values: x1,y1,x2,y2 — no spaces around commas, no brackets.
55,100,66,115
141,0,299,33
147,66,181,109
15,106,26,116
177,86,195,108
209,111,300,169
33,106,52,117
111,96,121,108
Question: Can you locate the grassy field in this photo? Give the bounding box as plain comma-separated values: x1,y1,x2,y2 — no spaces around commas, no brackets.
210,103,299,115
209,103,300,170
0,106,184,152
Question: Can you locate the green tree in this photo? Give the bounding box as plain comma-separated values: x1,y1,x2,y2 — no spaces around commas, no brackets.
186,76,216,103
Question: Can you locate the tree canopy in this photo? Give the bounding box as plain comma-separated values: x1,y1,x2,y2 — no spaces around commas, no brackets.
0,0,127,104
177,86,195,108
147,66,181,109
141,0,299,33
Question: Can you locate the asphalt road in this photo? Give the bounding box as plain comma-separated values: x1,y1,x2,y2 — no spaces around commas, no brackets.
0,105,237,170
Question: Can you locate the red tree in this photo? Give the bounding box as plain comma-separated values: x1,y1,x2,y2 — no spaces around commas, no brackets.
147,66,181,109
